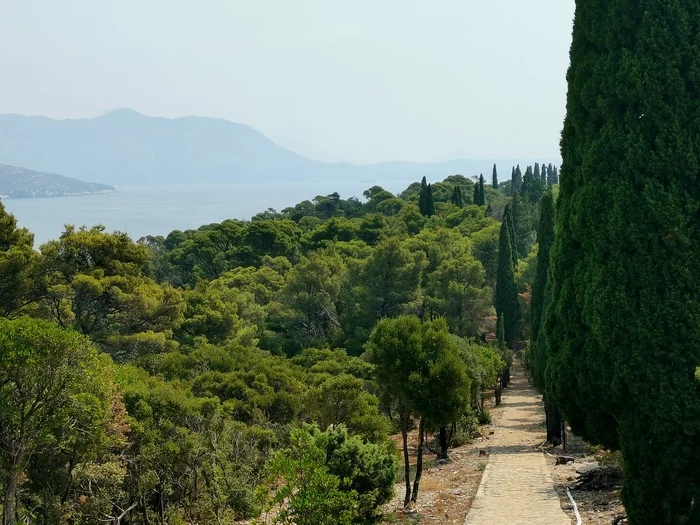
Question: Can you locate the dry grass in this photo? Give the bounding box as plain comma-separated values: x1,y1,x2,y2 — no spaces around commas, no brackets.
381,423,494,524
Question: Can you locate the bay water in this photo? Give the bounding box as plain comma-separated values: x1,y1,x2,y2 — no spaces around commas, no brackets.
2,180,414,246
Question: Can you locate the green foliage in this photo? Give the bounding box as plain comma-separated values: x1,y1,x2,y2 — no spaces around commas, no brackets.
366,317,470,505
320,425,397,524
279,250,346,350
510,195,535,260
0,317,114,524
341,239,425,354
529,189,554,391
38,226,185,361
473,174,486,206
495,207,519,348
492,164,498,189
0,171,543,522
257,425,396,525
0,202,41,318
425,254,492,338
542,2,700,523
450,185,464,208
303,374,389,443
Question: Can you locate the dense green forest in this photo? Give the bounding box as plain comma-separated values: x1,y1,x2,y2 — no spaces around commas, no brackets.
0,164,557,524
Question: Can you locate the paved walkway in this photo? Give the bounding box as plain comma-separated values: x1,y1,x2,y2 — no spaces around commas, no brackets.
464,360,571,525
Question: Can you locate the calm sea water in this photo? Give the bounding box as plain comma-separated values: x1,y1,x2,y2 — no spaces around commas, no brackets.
2,180,413,246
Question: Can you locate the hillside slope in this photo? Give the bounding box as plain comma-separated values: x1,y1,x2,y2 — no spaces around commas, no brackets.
0,164,114,198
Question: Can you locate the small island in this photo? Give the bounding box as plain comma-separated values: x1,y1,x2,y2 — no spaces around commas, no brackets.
0,164,115,198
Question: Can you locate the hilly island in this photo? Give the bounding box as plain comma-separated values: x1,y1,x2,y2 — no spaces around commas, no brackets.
0,164,114,198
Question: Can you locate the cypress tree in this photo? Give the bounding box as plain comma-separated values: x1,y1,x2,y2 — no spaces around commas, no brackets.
552,166,559,184
472,183,480,206
529,189,562,444
425,183,435,217
450,185,463,208
530,189,555,362
542,2,700,523
540,162,548,182
492,164,498,189
546,164,555,185
497,313,505,350
418,176,429,215
513,165,523,193
495,207,519,349
533,163,540,180
504,203,517,266
478,174,486,206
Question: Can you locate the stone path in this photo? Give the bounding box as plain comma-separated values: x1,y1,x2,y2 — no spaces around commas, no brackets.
464,360,572,525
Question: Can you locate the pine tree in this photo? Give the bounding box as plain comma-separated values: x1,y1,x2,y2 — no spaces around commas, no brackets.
542,2,700,522
425,184,435,217
492,164,498,189
495,206,519,349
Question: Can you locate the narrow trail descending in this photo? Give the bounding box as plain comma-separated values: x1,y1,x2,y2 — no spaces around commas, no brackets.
464,360,572,525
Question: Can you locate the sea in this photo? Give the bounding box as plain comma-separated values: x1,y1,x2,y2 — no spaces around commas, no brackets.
2,180,414,247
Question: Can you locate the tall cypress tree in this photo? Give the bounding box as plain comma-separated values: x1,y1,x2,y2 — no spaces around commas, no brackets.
540,162,548,183
425,183,435,217
533,163,540,180
496,206,519,349
530,189,555,361
450,185,463,208
492,164,498,189
478,174,486,206
472,183,480,206
418,176,429,215
542,2,700,523
546,164,555,185
496,313,505,350
504,203,517,266
529,188,561,443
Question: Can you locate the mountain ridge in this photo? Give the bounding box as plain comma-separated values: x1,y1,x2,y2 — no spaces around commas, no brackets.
0,109,554,186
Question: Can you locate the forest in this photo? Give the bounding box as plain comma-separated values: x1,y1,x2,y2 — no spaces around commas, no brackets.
0,162,558,524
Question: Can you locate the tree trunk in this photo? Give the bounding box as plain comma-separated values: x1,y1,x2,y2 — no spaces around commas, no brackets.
3,471,18,525
401,429,411,508
544,400,563,445
410,417,425,503
438,426,449,460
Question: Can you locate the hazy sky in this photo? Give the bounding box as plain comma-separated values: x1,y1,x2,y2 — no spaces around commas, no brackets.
0,1,575,164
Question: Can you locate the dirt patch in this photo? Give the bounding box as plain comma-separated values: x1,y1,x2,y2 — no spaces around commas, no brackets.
380,442,488,524
547,449,626,524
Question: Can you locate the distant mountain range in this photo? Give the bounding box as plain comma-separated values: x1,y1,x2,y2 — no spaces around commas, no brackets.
0,164,114,198
0,109,552,186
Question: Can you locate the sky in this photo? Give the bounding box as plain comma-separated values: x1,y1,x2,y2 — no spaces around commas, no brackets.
0,1,575,164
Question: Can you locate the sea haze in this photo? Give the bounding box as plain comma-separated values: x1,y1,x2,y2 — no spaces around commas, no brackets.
2,180,414,246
